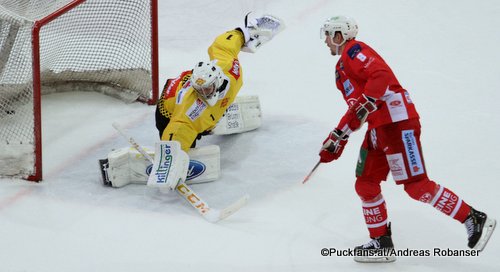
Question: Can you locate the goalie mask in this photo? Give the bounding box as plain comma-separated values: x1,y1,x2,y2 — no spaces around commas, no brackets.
191,61,223,106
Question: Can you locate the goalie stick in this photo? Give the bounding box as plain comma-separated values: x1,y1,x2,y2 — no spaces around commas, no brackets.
112,122,248,223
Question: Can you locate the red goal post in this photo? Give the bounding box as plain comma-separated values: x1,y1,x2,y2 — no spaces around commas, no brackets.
0,0,159,181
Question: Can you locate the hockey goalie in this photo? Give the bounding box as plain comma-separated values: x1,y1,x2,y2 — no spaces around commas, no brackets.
99,13,285,190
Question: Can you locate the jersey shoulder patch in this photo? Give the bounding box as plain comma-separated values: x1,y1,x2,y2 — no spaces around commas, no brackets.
347,43,362,59
180,70,193,85
163,71,192,100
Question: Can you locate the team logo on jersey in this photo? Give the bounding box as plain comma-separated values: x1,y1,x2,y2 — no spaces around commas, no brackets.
343,79,355,96
186,160,206,180
402,130,424,176
186,98,207,121
229,59,240,80
335,70,340,81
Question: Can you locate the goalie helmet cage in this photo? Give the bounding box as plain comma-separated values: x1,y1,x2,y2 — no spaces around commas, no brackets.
0,0,159,181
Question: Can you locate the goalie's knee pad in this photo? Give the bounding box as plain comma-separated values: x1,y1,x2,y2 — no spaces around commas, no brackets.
212,95,262,135
403,178,439,203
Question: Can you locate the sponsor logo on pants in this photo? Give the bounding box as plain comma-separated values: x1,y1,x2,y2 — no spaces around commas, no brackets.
386,153,408,181
402,130,424,176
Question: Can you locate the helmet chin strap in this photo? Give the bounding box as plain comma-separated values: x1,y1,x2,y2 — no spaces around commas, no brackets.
328,35,345,56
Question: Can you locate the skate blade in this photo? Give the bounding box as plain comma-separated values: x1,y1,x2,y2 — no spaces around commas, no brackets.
473,217,496,251
354,255,396,263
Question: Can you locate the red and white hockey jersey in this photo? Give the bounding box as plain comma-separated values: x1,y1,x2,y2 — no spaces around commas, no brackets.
335,39,419,130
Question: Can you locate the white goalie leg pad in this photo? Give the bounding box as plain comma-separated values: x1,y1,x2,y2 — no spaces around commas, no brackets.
212,95,261,135
105,145,221,187
186,145,221,184
106,146,154,188
147,141,189,192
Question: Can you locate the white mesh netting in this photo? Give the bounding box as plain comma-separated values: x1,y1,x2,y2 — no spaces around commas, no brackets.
0,0,156,179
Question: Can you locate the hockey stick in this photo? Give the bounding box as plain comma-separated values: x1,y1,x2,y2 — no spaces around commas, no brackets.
303,129,350,184
302,161,321,184
112,122,154,162
112,122,248,223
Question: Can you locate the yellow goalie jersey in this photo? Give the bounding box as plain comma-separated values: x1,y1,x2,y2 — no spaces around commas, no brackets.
157,29,245,151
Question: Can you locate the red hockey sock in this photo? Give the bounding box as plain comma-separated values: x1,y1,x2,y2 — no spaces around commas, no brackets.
430,186,471,223
362,195,389,237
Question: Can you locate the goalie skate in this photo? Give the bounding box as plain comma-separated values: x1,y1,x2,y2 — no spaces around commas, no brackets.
99,159,111,186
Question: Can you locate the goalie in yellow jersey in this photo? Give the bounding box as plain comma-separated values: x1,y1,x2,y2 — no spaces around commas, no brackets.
100,13,285,190
155,38,247,151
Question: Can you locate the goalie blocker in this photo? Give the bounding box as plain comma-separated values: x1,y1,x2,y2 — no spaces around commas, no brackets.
99,95,261,187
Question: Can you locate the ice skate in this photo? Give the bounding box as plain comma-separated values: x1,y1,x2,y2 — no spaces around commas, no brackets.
464,207,496,251
98,159,111,186
353,223,396,263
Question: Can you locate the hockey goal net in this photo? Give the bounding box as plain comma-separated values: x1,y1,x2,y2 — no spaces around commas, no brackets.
0,0,158,181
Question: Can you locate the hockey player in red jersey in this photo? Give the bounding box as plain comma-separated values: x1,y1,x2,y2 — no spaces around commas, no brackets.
318,16,496,262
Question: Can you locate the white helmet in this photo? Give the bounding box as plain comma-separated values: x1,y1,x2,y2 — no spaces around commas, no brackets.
190,61,223,106
320,16,358,45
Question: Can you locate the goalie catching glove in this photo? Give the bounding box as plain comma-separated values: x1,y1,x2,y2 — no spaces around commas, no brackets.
240,12,285,53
